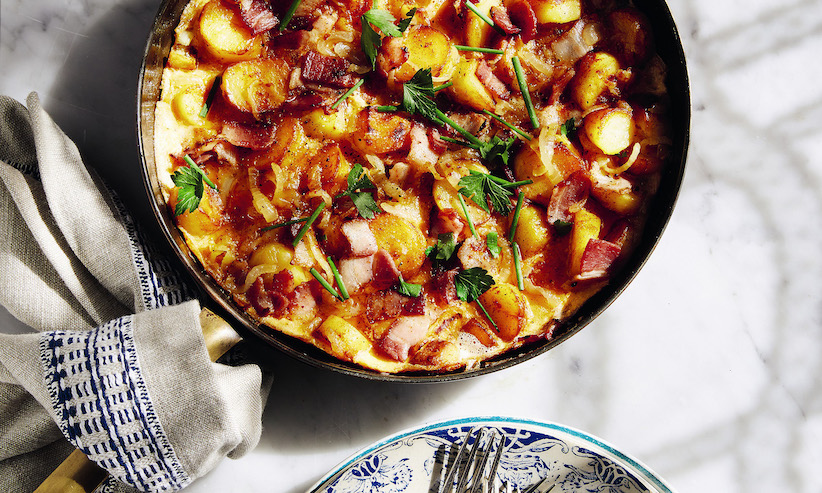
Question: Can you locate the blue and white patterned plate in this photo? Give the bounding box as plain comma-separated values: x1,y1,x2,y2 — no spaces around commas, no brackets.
307,417,674,493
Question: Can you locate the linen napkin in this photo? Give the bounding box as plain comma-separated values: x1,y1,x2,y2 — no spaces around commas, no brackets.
0,93,269,493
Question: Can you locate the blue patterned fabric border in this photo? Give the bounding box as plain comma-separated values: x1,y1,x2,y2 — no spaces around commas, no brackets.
40,316,191,491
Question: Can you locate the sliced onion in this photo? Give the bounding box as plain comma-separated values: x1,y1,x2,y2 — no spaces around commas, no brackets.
603,143,640,175
551,20,592,64
248,168,279,223
242,263,283,292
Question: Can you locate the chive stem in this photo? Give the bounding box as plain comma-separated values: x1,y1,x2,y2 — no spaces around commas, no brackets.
488,175,532,188
434,109,484,147
454,45,505,55
199,74,222,118
476,299,499,331
465,2,504,35
279,0,301,31
261,217,307,232
513,241,524,291
183,155,217,189
310,268,342,301
508,191,524,241
376,105,398,112
292,201,326,248
482,110,532,140
327,256,349,300
331,78,365,110
457,193,478,239
512,56,539,129
439,135,471,147
433,81,453,92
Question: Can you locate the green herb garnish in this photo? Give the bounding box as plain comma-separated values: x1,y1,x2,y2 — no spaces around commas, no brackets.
361,7,416,68
454,45,505,55
279,0,301,31
427,232,457,261
396,274,422,297
457,193,479,238
172,155,217,216
199,74,222,118
261,217,308,232
560,117,577,140
513,241,524,290
455,267,498,330
292,201,326,248
310,267,342,301
336,163,380,219
486,232,500,258
464,2,504,35
327,256,349,300
457,170,530,214
331,78,365,110
512,56,539,129
507,191,524,241
553,219,573,236
483,110,532,141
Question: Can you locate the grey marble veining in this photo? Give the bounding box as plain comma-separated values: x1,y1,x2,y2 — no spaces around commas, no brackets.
2,1,821,492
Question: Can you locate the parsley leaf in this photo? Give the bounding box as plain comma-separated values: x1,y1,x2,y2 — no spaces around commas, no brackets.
458,170,515,214
486,232,500,258
172,156,217,216
361,8,416,69
401,68,442,123
396,274,422,297
553,219,573,236
560,117,577,140
336,163,380,219
428,232,457,261
454,267,495,303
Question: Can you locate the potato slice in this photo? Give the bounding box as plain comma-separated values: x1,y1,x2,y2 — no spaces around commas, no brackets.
351,108,412,155
199,0,262,62
570,51,620,110
582,108,634,155
221,58,290,117
316,316,372,361
378,25,455,84
528,0,581,24
608,8,652,64
449,58,495,112
568,208,601,277
479,283,529,341
464,0,501,48
513,205,550,256
369,213,427,277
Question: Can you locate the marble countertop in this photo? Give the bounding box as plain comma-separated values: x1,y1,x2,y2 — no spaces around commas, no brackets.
2,0,821,492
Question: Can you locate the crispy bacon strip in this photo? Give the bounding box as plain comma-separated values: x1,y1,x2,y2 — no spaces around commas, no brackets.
301,51,359,88
379,315,431,361
490,6,520,35
232,0,279,35
222,120,276,150
341,219,378,257
579,238,621,279
371,249,401,290
547,171,590,225
476,60,511,101
507,0,537,41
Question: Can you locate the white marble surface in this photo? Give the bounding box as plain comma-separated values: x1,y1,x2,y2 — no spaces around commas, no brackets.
2,0,821,492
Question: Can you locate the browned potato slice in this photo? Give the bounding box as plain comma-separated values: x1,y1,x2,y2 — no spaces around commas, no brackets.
221,58,290,117
464,0,500,48
316,315,371,361
449,58,495,112
305,144,351,197
479,283,528,341
351,108,412,155
527,0,581,24
369,213,427,277
570,52,620,110
568,208,601,277
513,205,550,256
608,8,652,65
378,25,454,83
199,0,262,62
582,108,634,155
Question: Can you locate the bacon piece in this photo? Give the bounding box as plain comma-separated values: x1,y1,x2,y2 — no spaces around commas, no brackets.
490,6,520,35
247,271,294,317
427,127,448,153
341,219,378,257
289,280,321,319
432,209,464,239
604,219,630,248
232,0,279,35
507,0,537,42
301,51,359,88
550,68,576,105
407,124,440,168
339,255,374,293
431,268,459,304
222,120,276,150
379,315,431,361
547,171,590,225
579,238,621,279
476,60,511,101
377,36,409,77
371,249,401,290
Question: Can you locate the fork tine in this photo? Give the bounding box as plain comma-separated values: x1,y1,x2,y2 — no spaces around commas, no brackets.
453,428,485,492
467,429,504,493
441,426,478,492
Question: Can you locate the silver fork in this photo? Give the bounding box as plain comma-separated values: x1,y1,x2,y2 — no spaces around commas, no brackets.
440,426,506,493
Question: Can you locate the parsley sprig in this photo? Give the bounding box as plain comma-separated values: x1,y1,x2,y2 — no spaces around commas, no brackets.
172,155,217,216
361,7,416,68
396,274,422,297
425,233,457,262
457,170,530,214
455,267,498,330
336,163,380,219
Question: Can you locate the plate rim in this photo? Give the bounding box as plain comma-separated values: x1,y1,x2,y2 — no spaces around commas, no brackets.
306,415,676,493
